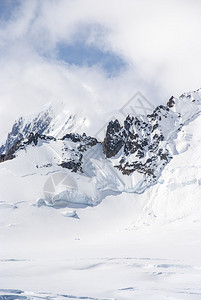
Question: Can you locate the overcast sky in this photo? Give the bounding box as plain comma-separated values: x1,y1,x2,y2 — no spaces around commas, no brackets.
0,0,201,137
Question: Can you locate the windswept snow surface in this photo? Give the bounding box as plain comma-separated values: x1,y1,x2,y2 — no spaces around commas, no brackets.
1,198,201,299
1,91,201,299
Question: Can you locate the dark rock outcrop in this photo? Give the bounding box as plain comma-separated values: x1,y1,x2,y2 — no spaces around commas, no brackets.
167,96,175,108
60,133,98,173
0,133,55,163
0,88,196,187
0,109,53,156
102,98,178,183
103,120,125,158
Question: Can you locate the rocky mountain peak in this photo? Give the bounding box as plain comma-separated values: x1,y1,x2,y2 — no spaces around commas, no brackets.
1,89,201,197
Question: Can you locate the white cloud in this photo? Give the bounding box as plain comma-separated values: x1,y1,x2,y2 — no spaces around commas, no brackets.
0,0,201,139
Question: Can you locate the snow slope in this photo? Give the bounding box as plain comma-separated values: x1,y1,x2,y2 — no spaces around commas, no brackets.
0,103,87,156
1,89,201,210
1,89,201,299
133,108,201,227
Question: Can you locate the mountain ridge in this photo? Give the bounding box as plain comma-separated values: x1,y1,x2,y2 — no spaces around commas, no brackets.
1,88,201,209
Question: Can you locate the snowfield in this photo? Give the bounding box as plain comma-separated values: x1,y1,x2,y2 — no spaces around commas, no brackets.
1,91,201,299
1,203,201,299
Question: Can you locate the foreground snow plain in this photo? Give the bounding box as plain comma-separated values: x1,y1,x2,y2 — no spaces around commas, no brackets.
1,206,201,300
1,105,201,299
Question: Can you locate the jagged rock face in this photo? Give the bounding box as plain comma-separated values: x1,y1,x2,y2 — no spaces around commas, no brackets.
0,133,55,163
61,133,97,148
0,106,86,157
0,109,53,156
1,89,201,193
0,130,98,174
102,98,184,184
103,120,125,158
60,133,98,172
166,96,175,108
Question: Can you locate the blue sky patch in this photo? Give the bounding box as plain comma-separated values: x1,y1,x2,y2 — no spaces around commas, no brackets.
56,42,128,77
0,2,128,77
0,0,20,21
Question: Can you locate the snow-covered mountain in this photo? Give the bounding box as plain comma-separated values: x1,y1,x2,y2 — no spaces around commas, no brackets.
0,103,87,158
2,89,201,300
1,88,201,212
